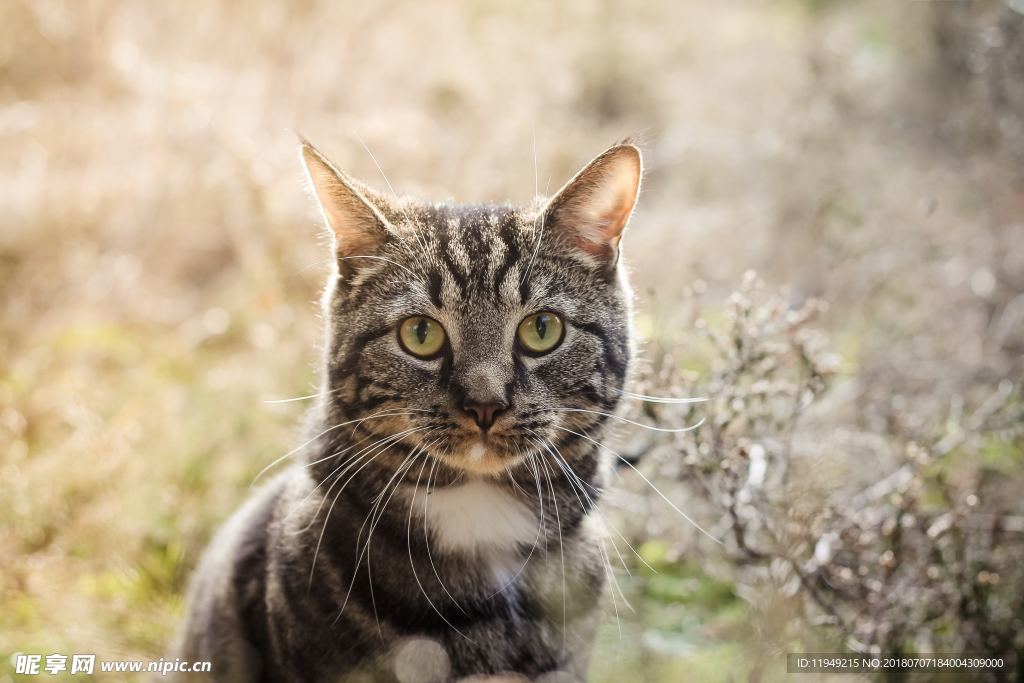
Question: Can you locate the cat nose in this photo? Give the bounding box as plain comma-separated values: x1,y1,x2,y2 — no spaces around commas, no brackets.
462,400,507,430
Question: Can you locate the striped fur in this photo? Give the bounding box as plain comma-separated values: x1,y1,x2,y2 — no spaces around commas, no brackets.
173,142,641,682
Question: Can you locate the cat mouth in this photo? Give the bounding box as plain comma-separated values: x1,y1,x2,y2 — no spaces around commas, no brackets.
436,436,525,476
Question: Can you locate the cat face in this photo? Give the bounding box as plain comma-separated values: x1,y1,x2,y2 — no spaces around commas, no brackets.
302,141,640,476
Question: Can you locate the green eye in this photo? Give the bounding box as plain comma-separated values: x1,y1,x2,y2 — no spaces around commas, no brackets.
398,316,446,358
517,311,565,355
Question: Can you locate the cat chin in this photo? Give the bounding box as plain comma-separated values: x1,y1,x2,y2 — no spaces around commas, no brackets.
435,441,525,477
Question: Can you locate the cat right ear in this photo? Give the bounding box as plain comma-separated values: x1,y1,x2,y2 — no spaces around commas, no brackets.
299,139,392,274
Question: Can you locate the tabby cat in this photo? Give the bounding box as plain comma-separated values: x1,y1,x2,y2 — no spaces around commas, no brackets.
173,138,642,682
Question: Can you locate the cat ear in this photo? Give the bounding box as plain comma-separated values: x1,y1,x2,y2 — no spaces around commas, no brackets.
299,139,393,270
542,143,642,267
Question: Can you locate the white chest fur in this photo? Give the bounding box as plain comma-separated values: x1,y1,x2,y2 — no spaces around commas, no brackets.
419,479,538,554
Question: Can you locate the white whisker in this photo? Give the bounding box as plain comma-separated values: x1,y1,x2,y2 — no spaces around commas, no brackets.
404,446,475,642
263,391,320,404
421,457,468,614
552,424,723,546
336,441,429,628
307,428,433,589
536,451,567,644
522,126,547,285
292,426,431,533
354,134,433,270
486,446,547,600
613,389,708,405
550,407,706,434
338,254,419,279
251,409,425,485
363,452,422,636
534,433,655,576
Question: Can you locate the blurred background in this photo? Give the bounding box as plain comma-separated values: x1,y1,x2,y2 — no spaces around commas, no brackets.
2,1,1023,681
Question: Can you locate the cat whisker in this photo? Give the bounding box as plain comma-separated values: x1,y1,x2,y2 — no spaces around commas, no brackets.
528,432,638,626
493,447,553,598
533,433,632,629
404,446,476,642
534,450,568,644
521,203,546,286
549,407,706,434
365,444,431,637
486,444,547,600
306,428,434,587
521,126,547,286
421,457,468,615
361,450,424,637
303,423,416,473
538,422,638,621
282,423,425,528
528,450,552,540
600,536,632,638
357,435,439,576
338,254,419,279
551,424,723,546
263,385,428,405
285,436,388,530
532,433,655,576
289,425,433,533
346,407,434,440
262,391,320,404
612,388,709,405
522,450,549,546
335,439,431,629
354,134,433,274
344,440,419,625
503,458,530,498
532,123,539,202
252,422,352,486
251,409,425,485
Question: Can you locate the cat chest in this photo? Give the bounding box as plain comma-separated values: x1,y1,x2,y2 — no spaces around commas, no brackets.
419,479,538,556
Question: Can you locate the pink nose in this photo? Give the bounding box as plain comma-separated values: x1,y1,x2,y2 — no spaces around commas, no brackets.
462,401,507,430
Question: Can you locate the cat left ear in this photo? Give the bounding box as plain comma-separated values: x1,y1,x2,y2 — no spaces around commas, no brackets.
299,139,394,275
542,143,642,268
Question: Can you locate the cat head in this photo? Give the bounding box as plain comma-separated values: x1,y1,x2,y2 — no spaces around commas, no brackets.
301,139,640,477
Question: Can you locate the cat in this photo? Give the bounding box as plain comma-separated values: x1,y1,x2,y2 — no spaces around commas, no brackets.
172,138,642,682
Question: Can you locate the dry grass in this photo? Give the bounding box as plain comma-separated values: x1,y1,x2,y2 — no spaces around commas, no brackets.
2,1,1022,681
